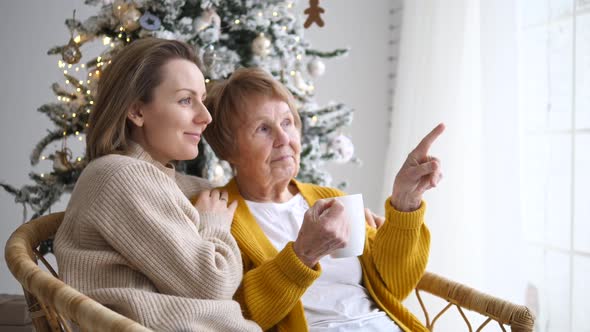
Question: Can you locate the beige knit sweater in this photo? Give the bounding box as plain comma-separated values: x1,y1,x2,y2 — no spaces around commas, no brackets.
54,142,261,332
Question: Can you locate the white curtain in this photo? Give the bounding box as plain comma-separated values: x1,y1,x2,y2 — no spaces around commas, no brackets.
384,0,526,328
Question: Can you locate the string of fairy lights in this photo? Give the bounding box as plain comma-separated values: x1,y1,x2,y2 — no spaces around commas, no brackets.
1,0,358,226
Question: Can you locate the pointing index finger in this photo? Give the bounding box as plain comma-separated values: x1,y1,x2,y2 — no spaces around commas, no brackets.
413,123,445,156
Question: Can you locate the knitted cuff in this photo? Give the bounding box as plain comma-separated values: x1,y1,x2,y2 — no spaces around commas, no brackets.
274,242,322,288
383,197,426,230
198,212,232,235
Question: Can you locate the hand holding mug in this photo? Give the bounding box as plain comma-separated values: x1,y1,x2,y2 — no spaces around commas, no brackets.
293,199,349,268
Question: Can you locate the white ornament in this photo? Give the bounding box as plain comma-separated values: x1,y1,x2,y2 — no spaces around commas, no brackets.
194,8,221,32
329,135,354,164
307,58,326,78
213,164,224,181
251,34,271,57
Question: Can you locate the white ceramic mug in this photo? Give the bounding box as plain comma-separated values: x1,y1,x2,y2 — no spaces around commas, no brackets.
330,194,366,258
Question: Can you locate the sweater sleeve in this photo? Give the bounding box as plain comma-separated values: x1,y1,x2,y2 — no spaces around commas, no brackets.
237,242,321,330
360,198,430,300
87,162,243,300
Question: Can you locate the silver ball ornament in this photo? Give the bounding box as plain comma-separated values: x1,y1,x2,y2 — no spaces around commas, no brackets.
307,58,326,78
251,34,271,57
329,135,355,164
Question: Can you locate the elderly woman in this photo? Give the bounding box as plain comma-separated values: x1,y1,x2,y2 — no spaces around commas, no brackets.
199,67,444,332
54,39,260,331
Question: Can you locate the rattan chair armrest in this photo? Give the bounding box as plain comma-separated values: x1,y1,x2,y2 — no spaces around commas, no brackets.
416,271,535,332
5,214,152,332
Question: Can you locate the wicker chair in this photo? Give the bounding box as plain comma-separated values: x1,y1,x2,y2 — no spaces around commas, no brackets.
4,212,149,332
5,212,535,332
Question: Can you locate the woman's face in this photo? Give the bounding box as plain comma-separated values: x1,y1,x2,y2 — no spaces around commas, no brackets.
231,95,301,185
128,59,211,164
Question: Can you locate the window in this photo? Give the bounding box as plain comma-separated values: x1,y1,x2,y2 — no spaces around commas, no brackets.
519,0,590,330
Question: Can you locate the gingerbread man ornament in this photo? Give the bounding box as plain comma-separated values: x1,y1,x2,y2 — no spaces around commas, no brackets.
304,0,325,28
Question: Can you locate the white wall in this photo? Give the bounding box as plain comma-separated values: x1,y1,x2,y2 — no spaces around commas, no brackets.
297,0,393,212
0,0,98,294
0,0,392,294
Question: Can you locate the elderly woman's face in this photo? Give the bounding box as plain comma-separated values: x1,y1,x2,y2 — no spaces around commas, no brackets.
231,95,301,185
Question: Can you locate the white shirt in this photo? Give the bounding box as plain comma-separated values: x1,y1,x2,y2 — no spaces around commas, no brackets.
246,194,401,331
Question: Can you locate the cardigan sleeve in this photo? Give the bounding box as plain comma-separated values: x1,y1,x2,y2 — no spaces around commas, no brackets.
87,161,244,300
236,242,321,330
360,198,430,300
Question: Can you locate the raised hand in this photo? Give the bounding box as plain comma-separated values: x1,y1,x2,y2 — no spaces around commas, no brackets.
293,198,350,268
390,123,445,212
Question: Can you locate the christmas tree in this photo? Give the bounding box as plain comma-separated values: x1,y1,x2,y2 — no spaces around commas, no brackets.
1,0,357,225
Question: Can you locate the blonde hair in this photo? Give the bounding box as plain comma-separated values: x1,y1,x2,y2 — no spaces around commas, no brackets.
204,67,301,162
86,38,201,161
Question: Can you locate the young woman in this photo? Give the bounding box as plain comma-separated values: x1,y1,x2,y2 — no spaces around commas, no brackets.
54,38,260,332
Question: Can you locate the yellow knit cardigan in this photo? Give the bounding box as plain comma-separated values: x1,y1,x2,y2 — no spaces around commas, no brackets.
212,178,430,332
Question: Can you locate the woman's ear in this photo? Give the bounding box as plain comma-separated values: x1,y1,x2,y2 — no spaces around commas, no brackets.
127,102,144,127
